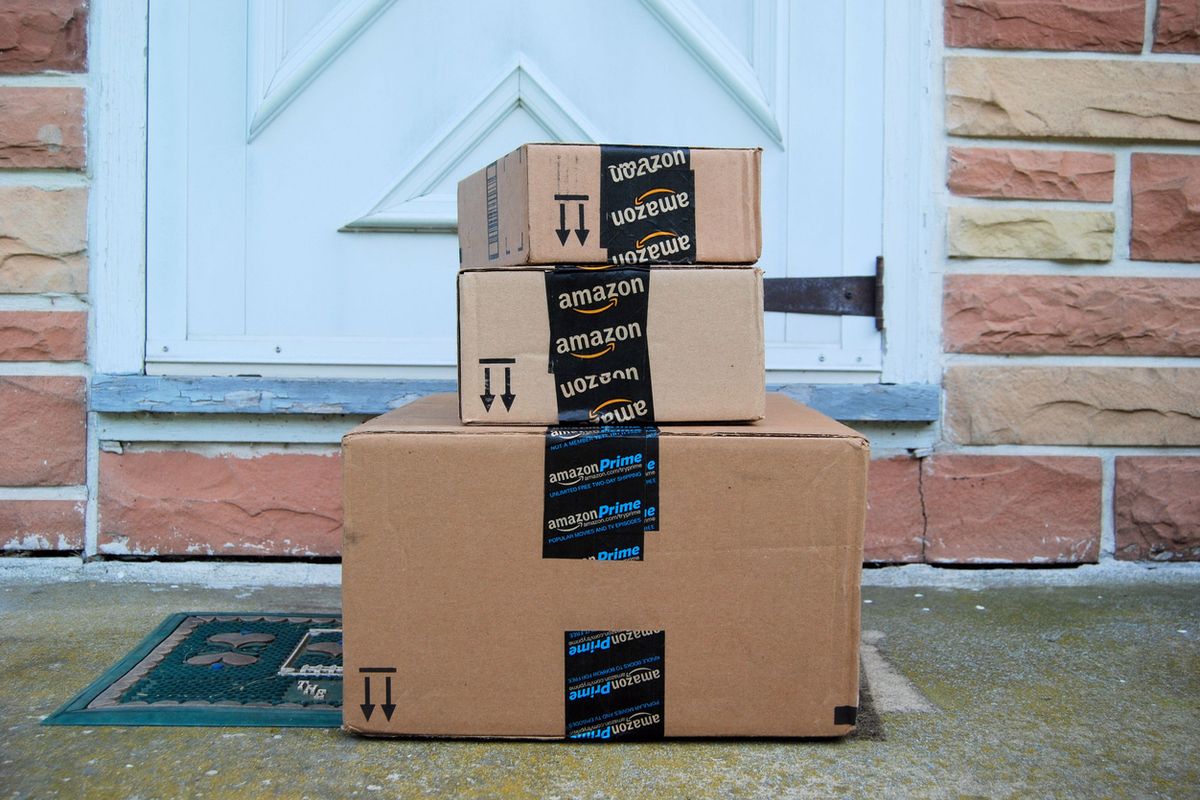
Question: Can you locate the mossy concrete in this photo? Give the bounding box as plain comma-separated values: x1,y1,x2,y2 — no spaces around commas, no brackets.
1,578,1197,798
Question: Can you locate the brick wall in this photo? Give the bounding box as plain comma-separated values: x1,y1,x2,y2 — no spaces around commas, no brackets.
0,0,88,553
864,0,1200,565
2,1,1195,567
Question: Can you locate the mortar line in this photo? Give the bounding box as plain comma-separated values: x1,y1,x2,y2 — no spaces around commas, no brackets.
916,455,929,563
1100,454,1117,559
1144,0,1159,55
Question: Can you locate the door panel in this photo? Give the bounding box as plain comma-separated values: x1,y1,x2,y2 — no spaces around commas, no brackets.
147,0,884,374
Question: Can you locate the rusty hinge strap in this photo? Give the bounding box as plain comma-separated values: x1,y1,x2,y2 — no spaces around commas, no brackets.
762,256,884,331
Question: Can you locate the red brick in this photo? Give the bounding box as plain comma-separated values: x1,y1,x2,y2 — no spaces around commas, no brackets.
923,455,1101,564
1115,457,1200,561
0,0,86,74
948,147,1114,202
944,275,1200,356
1154,0,1200,53
0,499,83,551
864,457,925,563
1132,153,1200,263
0,311,86,361
945,0,1145,52
0,87,84,169
0,376,85,486
99,449,342,557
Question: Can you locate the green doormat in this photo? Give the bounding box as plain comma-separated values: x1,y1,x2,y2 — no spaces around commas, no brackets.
44,613,343,727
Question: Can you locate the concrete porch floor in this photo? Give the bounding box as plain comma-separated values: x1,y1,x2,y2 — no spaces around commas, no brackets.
1,572,1197,799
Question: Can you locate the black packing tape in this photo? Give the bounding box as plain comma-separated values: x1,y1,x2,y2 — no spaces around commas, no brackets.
544,267,654,424
599,145,696,265
565,630,665,740
834,705,859,726
542,426,660,560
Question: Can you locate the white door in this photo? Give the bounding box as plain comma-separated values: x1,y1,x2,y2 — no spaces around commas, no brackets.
146,0,885,376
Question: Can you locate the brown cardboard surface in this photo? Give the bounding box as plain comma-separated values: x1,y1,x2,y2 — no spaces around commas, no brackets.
342,393,867,739
457,144,761,266
458,266,765,425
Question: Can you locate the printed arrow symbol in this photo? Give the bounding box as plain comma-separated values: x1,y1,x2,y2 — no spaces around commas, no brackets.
381,675,396,721
480,366,495,411
575,203,589,245
360,675,375,720
556,202,571,245
501,366,516,411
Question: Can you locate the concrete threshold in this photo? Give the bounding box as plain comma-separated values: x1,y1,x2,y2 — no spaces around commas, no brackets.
2,555,1200,589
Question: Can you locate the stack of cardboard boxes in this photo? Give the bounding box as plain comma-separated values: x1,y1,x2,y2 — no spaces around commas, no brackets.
343,144,869,739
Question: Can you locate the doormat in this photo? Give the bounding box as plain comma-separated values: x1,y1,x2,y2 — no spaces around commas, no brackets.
43,612,343,727
43,611,884,738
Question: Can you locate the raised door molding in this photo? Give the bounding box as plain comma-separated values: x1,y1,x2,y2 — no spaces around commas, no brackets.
247,0,399,142
340,56,604,233
640,0,783,142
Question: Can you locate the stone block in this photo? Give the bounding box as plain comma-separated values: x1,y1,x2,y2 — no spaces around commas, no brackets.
0,87,84,168
0,0,87,74
98,449,343,557
1115,457,1200,560
923,454,1101,564
0,311,86,361
945,366,1200,445
0,376,85,485
947,57,1200,141
944,275,1200,356
865,456,925,563
0,500,84,551
1131,153,1200,263
948,207,1114,260
0,186,87,294
945,0,1144,52
948,147,1114,201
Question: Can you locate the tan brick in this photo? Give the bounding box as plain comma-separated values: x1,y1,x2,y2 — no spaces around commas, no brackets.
0,311,86,361
1115,457,1200,561
0,499,83,551
948,207,1114,261
864,456,925,563
99,450,342,557
1154,0,1200,53
948,147,1114,202
945,366,1200,445
0,186,87,294
0,376,85,485
1131,153,1200,263
946,0,1145,52
944,275,1200,356
0,0,87,74
0,87,84,168
946,57,1200,141
923,455,1101,564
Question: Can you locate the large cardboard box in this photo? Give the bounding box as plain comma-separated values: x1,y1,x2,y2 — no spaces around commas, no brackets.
457,143,761,267
458,265,765,425
342,393,867,739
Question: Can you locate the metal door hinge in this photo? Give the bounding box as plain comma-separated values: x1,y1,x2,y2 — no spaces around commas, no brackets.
763,256,884,331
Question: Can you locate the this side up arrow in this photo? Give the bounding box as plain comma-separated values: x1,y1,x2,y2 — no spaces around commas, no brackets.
360,675,375,720
575,203,589,245
500,366,516,411
381,675,396,721
556,202,571,246
480,366,495,412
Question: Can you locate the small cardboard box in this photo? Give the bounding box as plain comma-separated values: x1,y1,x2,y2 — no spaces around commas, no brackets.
458,265,765,425
457,143,761,267
342,393,867,739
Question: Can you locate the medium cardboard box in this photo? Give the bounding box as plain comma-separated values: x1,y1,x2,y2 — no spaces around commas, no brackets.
458,266,765,425
457,143,761,267
342,393,867,739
